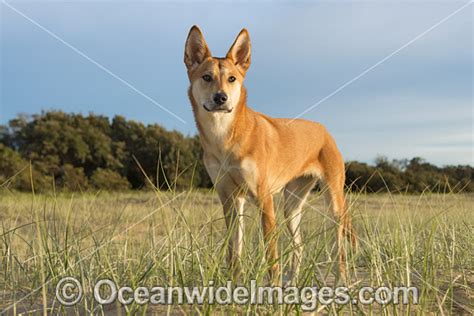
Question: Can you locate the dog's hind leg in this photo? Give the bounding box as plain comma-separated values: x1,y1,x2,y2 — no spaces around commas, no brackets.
283,176,318,284
319,143,356,279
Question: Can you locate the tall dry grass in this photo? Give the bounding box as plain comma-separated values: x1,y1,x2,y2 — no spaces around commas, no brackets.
0,184,473,314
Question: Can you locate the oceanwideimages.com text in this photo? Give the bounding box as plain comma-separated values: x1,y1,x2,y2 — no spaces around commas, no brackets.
56,277,419,310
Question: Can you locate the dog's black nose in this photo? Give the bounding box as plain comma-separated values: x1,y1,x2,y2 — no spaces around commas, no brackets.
213,93,228,106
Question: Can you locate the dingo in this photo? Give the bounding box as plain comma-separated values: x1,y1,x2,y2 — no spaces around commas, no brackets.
184,25,356,284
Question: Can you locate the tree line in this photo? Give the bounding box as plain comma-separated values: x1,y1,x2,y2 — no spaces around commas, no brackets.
0,111,472,193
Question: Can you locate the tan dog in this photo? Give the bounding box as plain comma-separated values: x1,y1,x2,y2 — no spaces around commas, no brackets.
184,25,356,284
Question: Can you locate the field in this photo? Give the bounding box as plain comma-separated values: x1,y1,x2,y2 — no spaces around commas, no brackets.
0,188,473,315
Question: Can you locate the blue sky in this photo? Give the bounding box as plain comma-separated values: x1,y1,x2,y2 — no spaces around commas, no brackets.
1,1,472,166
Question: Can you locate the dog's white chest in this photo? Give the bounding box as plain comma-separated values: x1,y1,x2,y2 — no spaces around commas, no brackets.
197,108,259,195
203,153,259,196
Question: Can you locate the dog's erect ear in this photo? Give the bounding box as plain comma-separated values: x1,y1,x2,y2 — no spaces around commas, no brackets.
226,28,251,74
184,25,212,71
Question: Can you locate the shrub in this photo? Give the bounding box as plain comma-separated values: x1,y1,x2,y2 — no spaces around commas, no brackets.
90,168,131,191
0,144,52,192
60,164,89,191
0,144,30,190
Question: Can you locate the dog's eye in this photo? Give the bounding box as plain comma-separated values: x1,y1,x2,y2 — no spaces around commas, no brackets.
202,75,212,82
228,76,236,83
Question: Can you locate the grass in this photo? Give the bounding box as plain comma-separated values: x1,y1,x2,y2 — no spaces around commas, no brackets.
0,187,473,314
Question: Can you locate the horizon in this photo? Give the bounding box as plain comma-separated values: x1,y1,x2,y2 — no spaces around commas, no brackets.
1,1,472,166
2,108,471,168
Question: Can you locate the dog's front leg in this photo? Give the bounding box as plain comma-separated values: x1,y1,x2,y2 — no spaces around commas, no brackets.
217,183,245,280
225,196,245,280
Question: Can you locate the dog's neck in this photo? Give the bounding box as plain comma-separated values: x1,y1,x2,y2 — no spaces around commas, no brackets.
190,87,250,152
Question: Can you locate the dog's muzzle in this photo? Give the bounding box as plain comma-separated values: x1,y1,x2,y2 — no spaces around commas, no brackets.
203,104,233,113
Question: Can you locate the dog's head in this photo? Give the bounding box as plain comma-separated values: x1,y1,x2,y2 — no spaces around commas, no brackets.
184,25,251,114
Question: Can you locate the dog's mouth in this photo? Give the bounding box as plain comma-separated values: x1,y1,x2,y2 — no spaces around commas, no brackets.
203,104,233,113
